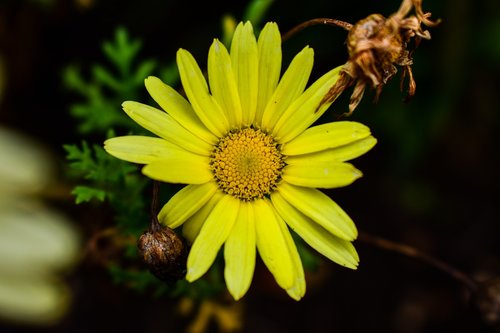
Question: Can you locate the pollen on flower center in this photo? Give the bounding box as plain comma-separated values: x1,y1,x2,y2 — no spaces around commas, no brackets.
210,127,285,201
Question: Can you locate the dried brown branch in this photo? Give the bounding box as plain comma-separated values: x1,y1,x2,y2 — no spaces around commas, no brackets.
281,18,352,42
358,232,478,292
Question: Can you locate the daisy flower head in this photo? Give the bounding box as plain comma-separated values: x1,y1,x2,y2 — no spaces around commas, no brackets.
104,21,377,301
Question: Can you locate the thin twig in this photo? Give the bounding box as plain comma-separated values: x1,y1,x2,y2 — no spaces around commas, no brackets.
358,232,479,292
282,18,353,42
150,180,161,232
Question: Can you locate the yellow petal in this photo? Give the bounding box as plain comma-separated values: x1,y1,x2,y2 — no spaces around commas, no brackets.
182,191,224,244
254,199,295,290
230,21,258,126
224,201,256,300
286,136,378,163
142,154,212,185
277,183,357,241
277,212,306,300
104,136,185,164
158,182,218,229
273,65,343,143
144,76,217,144
122,101,212,156
260,46,314,131
177,49,230,137
208,39,242,127
281,121,372,155
282,161,363,188
271,191,359,269
186,195,240,282
255,21,281,125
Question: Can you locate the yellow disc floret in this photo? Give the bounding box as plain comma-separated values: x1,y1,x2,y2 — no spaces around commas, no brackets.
211,127,285,201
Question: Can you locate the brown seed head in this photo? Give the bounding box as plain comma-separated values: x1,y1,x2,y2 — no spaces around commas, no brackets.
346,13,404,88
321,0,440,116
137,224,188,283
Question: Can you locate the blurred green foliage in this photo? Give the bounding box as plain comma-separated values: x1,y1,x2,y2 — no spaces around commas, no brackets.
63,139,135,203
63,28,155,134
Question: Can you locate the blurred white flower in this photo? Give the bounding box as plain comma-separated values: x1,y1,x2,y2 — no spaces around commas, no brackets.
0,126,80,326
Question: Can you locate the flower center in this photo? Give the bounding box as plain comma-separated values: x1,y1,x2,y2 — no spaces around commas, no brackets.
210,127,285,201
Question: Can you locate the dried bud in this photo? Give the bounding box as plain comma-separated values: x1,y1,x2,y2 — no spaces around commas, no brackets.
342,0,439,114
346,13,404,89
310,0,440,116
137,224,188,283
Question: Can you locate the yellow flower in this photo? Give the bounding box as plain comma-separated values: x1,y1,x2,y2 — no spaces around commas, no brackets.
104,21,376,300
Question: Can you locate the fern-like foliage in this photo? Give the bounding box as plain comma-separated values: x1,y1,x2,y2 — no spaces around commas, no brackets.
63,27,157,134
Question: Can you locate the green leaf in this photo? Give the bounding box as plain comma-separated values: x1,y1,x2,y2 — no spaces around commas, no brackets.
63,141,94,175
64,141,139,185
133,59,158,86
63,26,156,135
72,185,106,204
92,64,122,91
63,65,89,95
102,27,142,75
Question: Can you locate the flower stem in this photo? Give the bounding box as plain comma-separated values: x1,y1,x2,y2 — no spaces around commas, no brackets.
281,18,352,42
150,180,161,232
358,232,478,292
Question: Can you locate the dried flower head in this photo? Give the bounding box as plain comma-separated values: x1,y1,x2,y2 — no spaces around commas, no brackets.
284,0,440,115
342,0,440,114
137,181,188,283
137,223,188,283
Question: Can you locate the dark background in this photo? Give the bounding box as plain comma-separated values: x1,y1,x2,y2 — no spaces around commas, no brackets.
1,0,499,332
